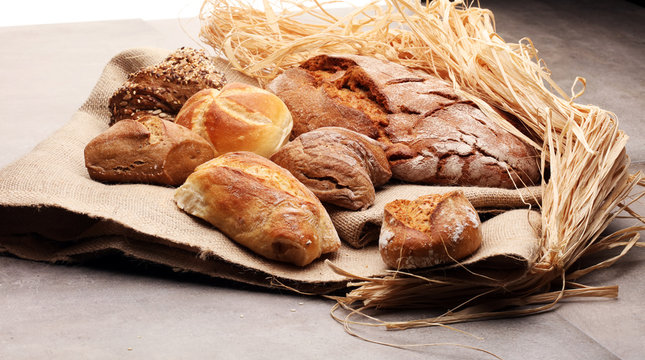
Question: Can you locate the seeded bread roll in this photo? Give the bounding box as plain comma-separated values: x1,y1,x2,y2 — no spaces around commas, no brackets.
109,47,226,124
84,116,215,186
379,191,482,269
175,82,293,158
270,127,391,210
174,151,341,266
267,54,540,188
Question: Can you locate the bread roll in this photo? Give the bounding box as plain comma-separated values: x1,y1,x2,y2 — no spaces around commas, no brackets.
267,54,540,188
109,47,226,124
174,151,341,266
379,191,482,269
84,116,215,186
270,127,391,210
175,82,293,158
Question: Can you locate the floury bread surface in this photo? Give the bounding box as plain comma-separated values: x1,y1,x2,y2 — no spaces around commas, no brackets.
267,54,540,188
173,152,341,266
84,116,215,186
270,127,391,210
176,82,293,158
379,191,482,269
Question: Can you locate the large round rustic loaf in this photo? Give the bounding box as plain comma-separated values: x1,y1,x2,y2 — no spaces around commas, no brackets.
270,127,391,210
84,116,215,186
379,190,482,269
266,54,540,189
173,151,341,267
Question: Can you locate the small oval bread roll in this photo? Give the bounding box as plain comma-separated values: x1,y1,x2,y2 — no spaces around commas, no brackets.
84,116,215,186
174,151,341,266
379,191,482,269
175,82,293,158
270,127,391,210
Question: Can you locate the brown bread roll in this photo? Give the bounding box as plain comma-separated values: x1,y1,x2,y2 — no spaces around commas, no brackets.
84,116,215,186
175,82,293,158
174,151,341,266
270,127,391,210
267,54,540,189
109,47,226,124
379,191,482,269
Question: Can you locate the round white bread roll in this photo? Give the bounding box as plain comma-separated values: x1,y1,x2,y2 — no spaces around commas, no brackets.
379,190,482,269
175,82,293,158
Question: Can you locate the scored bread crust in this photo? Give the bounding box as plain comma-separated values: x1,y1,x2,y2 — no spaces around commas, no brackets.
109,47,226,124
173,151,341,267
379,191,482,269
175,83,293,158
270,127,391,210
267,54,540,189
84,116,215,186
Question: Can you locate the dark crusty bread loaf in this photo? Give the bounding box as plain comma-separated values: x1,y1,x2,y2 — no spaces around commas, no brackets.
270,127,391,210
267,54,540,189
84,116,215,186
174,151,341,266
109,47,226,124
379,190,482,269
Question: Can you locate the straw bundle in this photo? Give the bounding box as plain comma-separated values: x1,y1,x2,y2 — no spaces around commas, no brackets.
199,0,644,327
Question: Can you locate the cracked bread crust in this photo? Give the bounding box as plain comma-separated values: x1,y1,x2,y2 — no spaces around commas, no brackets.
267,54,540,188
379,191,482,269
270,127,392,210
109,47,226,124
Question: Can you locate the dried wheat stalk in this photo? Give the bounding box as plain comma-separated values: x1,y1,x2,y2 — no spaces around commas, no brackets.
199,0,644,327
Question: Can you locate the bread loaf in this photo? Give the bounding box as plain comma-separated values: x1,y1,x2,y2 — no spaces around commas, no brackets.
379,191,482,269
175,82,293,158
270,127,391,210
173,151,341,266
109,47,226,124
267,54,540,189
84,116,215,186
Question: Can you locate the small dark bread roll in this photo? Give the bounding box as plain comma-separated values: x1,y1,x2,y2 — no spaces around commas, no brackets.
379,190,482,269
84,116,215,186
270,127,391,210
109,47,226,124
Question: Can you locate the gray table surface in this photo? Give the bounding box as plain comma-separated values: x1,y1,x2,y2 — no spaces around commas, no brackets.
1,1,643,359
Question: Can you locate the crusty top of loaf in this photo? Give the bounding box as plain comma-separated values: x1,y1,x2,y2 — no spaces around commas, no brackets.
268,54,540,188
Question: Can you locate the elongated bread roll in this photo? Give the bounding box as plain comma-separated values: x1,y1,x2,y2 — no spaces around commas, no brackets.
175,82,293,158
379,190,482,269
174,151,341,266
84,116,215,186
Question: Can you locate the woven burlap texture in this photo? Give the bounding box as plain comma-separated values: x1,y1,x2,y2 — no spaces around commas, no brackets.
0,48,542,292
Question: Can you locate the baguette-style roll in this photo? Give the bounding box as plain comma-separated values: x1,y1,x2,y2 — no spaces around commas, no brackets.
270,127,391,210
174,151,341,266
84,116,215,186
175,82,293,158
379,191,482,269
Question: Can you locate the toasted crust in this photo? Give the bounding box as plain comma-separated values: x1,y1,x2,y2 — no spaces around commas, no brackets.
271,127,391,210
173,151,341,266
379,191,482,269
267,54,540,188
176,83,293,158
84,116,215,186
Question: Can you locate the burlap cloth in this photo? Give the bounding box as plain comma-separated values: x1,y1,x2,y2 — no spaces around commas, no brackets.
0,48,543,293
